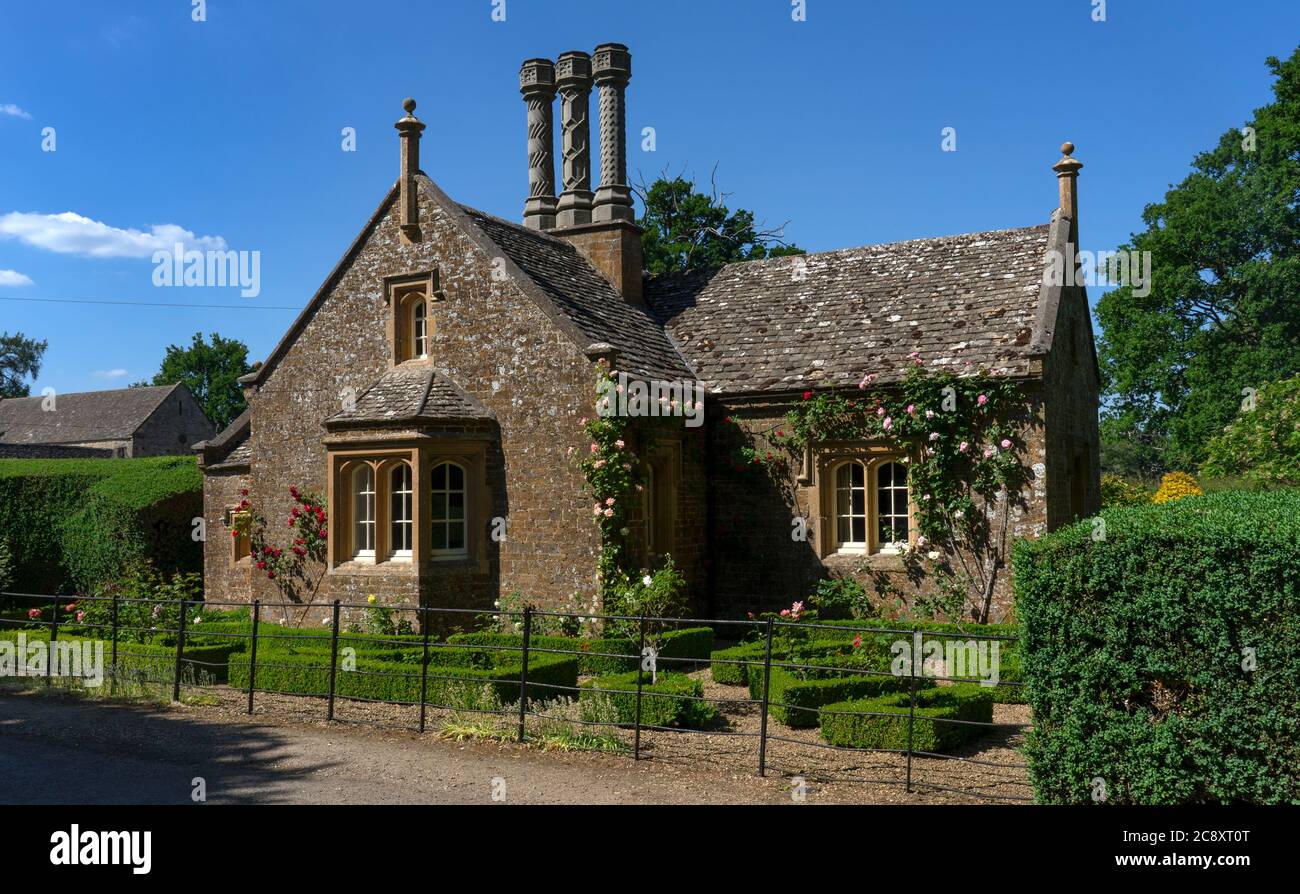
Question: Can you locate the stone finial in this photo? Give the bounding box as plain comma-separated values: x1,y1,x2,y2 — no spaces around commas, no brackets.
394,98,427,243
592,43,634,223
1052,141,1083,227
520,59,558,230
555,50,594,228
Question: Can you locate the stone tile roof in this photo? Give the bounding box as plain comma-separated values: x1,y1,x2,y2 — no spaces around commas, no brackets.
324,365,495,429
195,408,251,471
644,224,1053,394
0,384,179,445
459,204,694,383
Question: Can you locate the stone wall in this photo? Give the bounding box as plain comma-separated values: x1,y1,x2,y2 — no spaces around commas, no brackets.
704,384,1050,623
233,185,606,618
132,387,215,457
202,469,254,606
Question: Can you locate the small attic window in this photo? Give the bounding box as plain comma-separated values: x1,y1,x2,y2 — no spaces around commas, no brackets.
385,270,440,364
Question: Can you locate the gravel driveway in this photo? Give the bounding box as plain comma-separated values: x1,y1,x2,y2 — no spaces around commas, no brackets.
0,683,1032,805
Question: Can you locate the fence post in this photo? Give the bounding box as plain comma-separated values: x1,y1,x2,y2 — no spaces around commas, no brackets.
110,592,119,694
516,607,532,743
326,599,341,721
246,600,261,715
633,615,647,760
757,617,775,777
906,628,918,794
47,595,58,687
172,599,188,702
418,606,431,733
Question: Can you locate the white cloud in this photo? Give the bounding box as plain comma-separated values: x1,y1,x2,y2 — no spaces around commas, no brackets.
0,104,32,120
94,369,129,379
0,269,34,287
0,211,227,259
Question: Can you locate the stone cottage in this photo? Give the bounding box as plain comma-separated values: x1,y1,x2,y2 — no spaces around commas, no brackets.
196,43,1099,623
0,383,214,458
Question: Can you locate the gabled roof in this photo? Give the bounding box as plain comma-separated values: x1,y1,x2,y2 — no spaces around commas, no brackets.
239,173,693,391
459,205,693,382
324,365,494,430
0,384,181,445
644,222,1055,395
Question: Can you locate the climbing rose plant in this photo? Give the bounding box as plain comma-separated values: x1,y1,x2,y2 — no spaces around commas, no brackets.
240,485,329,623
773,359,1030,623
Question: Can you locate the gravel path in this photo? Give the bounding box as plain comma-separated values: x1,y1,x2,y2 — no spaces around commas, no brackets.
0,673,1033,805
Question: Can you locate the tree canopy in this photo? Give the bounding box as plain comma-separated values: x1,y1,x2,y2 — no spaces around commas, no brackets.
1095,47,1300,475
638,173,804,276
139,332,251,429
0,331,47,399
1201,373,1300,487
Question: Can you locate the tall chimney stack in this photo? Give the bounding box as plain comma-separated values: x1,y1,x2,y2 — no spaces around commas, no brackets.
394,97,425,243
520,59,558,230
1052,141,1082,245
592,43,634,222
555,51,595,228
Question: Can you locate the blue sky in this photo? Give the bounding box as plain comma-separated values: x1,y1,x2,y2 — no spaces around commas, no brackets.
1,0,1296,400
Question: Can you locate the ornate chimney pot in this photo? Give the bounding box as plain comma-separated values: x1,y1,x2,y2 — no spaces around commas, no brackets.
555,51,594,228
592,43,634,223
520,59,558,230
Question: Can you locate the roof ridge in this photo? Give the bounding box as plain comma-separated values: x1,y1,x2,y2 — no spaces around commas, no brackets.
644,221,1053,285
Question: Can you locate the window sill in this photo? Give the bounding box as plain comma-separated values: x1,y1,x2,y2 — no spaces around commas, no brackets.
331,560,418,576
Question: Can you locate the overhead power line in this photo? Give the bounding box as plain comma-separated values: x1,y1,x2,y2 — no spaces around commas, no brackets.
0,295,301,311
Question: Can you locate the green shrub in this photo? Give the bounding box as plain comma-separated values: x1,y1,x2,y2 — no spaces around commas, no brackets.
757,665,914,728
228,649,578,707
819,685,995,752
0,629,241,683
443,627,713,676
807,576,872,620
0,536,12,593
580,671,717,729
1013,490,1300,804
710,641,776,685
0,456,202,596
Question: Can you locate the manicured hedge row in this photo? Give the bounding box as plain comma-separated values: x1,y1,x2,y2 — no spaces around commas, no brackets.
579,671,717,729
1014,490,1300,804
228,649,579,707
443,627,714,675
751,666,914,728
709,641,773,685
819,685,995,752
0,457,202,595
0,629,241,684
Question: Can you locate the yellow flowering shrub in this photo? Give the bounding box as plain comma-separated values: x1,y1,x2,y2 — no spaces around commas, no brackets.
1152,471,1203,504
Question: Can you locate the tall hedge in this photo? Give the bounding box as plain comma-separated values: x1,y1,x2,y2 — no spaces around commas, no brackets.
0,457,203,596
1013,490,1300,804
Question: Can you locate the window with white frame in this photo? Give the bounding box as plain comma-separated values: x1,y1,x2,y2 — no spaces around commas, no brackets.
411,299,428,359
876,461,910,553
430,460,467,558
833,461,868,552
352,464,376,559
389,462,413,559
829,457,910,555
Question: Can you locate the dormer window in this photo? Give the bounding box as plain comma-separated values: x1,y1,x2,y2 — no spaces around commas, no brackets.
385,270,440,364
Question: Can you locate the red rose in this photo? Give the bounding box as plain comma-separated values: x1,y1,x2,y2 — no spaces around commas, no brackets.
802,391,813,400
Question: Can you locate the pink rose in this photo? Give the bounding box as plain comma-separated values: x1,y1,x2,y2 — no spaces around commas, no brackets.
959,441,969,452
977,394,988,406
1000,439,1012,449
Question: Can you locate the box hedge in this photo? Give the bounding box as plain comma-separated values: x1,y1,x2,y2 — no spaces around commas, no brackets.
228,649,578,707
443,627,713,675
580,671,717,729
751,665,915,728
819,684,995,752
0,457,202,596
1013,490,1300,804
0,629,241,684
